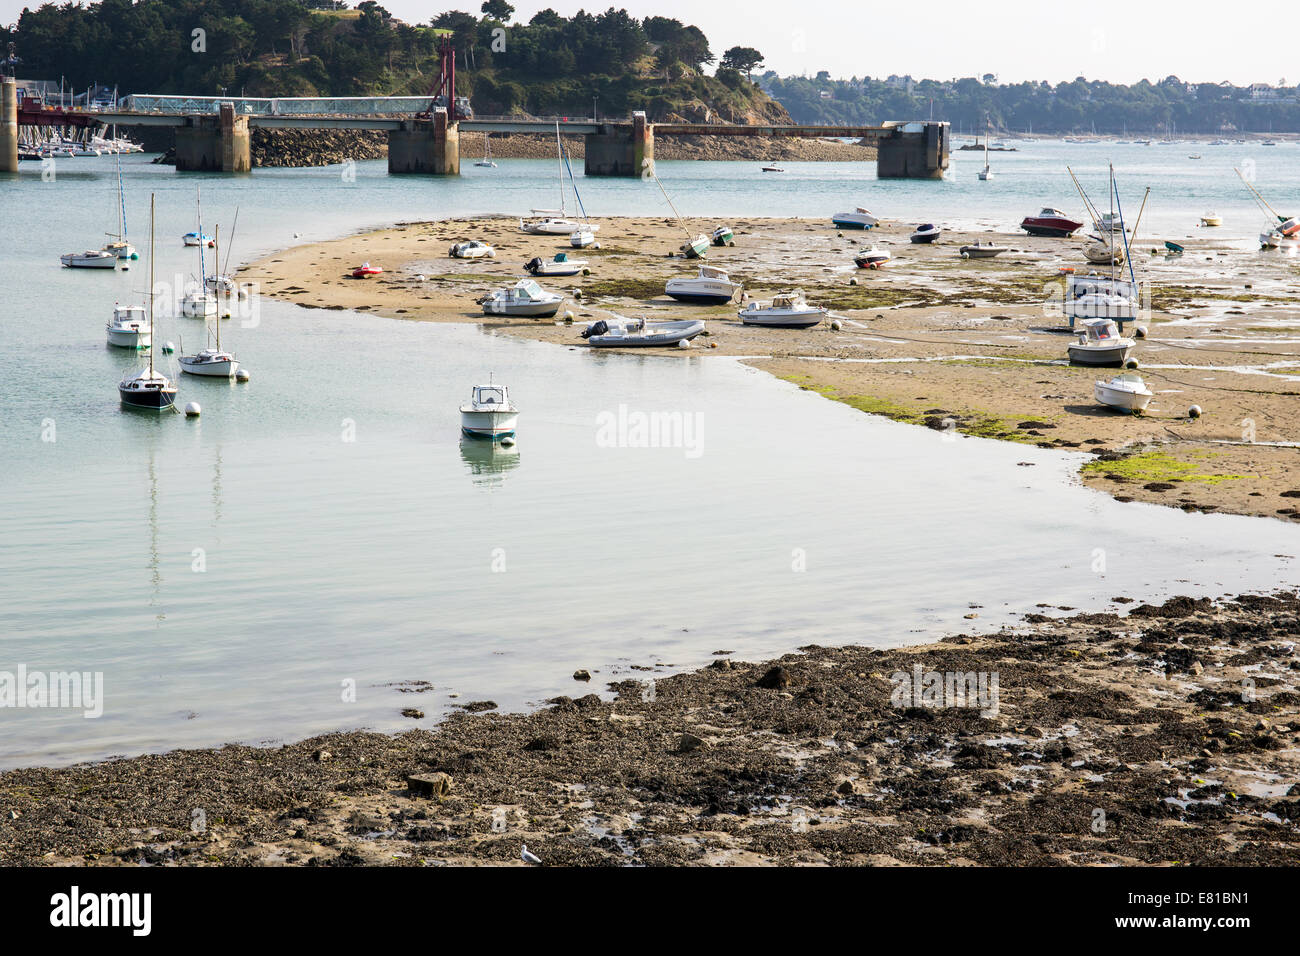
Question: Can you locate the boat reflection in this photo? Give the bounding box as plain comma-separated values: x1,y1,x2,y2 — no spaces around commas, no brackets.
459,437,520,488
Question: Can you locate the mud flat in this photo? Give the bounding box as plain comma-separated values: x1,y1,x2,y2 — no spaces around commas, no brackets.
241,216,1300,522
2,593,1297,866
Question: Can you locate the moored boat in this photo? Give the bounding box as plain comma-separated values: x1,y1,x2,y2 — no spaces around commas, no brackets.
665,266,742,304
712,225,735,246
1020,207,1083,237
854,247,892,269
738,291,825,328
1068,318,1136,366
351,262,383,278
119,195,177,411
61,249,119,269
910,223,941,243
832,207,878,230
480,278,564,318
106,304,150,348
958,242,1005,259
581,316,705,347
460,382,519,441
525,253,588,277
1199,212,1222,227
449,240,496,259
1094,373,1153,412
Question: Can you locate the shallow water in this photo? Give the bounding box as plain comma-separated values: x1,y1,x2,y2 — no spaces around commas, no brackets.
2,147,1298,769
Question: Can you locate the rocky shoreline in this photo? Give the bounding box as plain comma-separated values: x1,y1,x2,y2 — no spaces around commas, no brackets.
2,592,1296,866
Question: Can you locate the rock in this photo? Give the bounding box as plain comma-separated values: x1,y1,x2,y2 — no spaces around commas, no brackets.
313,749,331,762
572,669,591,682
709,658,733,671
676,733,704,753
836,779,857,795
401,708,424,719
1189,661,1204,676
756,665,791,690
406,772,453,798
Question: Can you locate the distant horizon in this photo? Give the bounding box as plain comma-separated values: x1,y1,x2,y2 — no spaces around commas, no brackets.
1,0,1295,88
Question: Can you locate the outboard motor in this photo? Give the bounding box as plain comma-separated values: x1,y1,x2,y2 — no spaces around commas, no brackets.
525,257,542,275
581,320,608,339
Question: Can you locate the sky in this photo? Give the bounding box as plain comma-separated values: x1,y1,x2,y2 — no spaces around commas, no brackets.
1,0,1294,87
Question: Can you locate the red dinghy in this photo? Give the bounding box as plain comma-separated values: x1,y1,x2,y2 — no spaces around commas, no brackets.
351,262,383,278
1019,207,1084,237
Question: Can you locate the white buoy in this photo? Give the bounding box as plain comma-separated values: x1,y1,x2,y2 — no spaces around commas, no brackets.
830,319,843,331
1125,358,1140,369
564,310,575,322
849,277,858,286
573,289,583,298
235,369,250,383
961,251,970,259
184,402,201,417
677,337,693,349
1188,404,1203,419
1133,325,1147,338
500,436,516,447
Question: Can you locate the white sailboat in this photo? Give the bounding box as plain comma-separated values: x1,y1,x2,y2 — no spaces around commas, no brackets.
119,196,178,410
475,132,497,168
179,224,239,378
648,168,708,258
520,123,599,237
978,116,994,181
181,189,218,318
101,153,137,260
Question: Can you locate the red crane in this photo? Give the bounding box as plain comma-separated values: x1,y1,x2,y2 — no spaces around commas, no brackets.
417,33,472,121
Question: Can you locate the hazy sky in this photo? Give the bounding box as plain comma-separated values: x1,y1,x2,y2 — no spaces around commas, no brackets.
1,0,1293,86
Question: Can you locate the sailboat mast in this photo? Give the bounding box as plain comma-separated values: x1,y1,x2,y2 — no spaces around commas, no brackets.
115,152,125,242
555,122,565,217
196,188,206,291
148,194,155,377
214,225,221,352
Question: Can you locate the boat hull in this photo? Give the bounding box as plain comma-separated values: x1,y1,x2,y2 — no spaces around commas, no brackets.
178,356,238,377
482,301,561,318
1094,381,1152,412
833,216,876,230
1068,343,1134,366
739,313,823,329
106,328,150,348
460,410,519,440
61,254,118,269
119,384,176,409
1020,218,1083,237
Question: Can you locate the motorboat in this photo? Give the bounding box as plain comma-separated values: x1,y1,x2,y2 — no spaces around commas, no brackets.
665,266,742,304
449,240,496,259
182,231,214,247
106,304,150,348
832,207,878,230
761,163,785,172
181,289,218,318
959,242,1006,259
1068,318,1136,366
737,291,826,328
1261,229,1284,249
1065,273,1139,328
1020,207,1084,237
61,249,119,268
479,278,564,318
1094,373,1153,413
712,225,735,246
525,252,588,277
351,262,383,278
1199,212,1222,227
581,316,705,347
910,223,941,243
120,194,177,411
102,240,137,260
681,234,710,259
1093,212,1128,233
854,247,892,269
460,383,518,441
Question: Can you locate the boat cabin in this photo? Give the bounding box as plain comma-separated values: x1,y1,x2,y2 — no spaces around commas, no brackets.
469,384,510,408
1078,318,1122,344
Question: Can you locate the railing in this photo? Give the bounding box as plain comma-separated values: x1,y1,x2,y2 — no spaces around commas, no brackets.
119,94,434,116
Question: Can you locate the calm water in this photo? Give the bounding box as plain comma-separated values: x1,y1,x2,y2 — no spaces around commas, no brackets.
2,145,1298,769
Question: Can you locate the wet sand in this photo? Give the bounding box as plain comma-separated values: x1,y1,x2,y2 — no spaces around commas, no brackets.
240,216,1300,522
3,593,1297,866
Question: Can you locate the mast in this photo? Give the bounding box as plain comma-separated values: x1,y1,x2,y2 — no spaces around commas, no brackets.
196,188,206,295
1108,163,1115,283
554,122,565,217
148,194,155,378
214,224,221,353
115,151,126,242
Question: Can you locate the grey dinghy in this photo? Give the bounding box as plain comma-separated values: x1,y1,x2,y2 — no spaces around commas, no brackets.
581,316,705,347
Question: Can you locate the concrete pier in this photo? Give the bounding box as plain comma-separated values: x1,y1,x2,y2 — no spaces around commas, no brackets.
1,79,18,174
175,103,250,172
876,121,949,179
585,111,653,177
387,109,459,175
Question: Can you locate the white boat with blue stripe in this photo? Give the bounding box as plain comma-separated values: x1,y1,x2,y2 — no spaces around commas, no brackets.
460,383,519,441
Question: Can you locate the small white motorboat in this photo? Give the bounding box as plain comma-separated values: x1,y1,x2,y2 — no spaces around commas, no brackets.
525,253,588,277
854,247,892,269
832,207,878,230
1068,318,1136,367
958,242,1006,259
106,304,150,348
761,163,785,172
181,289,218,318
1094,373,1153,412
1261,229,1283,249
1065,273,1139,328
1093,212,1128,233
738,291,826,328
665,266,742,304
449,240,496,259
460,382,519,441
910,223,941,243
480,278,565,318
581,316,706,348
61,249,119,269
182,231,215,247
711,225,735,247
1199,212,1222,227
570,227,598,248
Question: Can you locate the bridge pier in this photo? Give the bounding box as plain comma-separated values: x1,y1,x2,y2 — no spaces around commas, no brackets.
175,103,250,172
1,78,18,174
585,111,652,177
388,110,459,175
875,121,949,179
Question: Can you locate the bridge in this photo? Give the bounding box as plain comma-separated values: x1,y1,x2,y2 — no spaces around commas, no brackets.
1,83,950,180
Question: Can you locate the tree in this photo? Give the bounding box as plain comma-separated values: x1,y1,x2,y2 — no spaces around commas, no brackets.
720,45,762,81
480,0,514,22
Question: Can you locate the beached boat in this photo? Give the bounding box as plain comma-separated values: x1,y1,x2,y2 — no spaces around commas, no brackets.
520,216,584,235
832,207,878,230
1068,318,1136,366
119,196,177,411
351,262,383,278
666,266,742,304
179,225,239,378
449,240,496,259
570,228,598,248
525,253,588,277
1199,212,1222,227
581,316,705,348
106,304,149,349
1065,274,1139,328
680,234,711,259
1093,212,1128,233
520,122,600,239
910,224,941,243
738,291,826,328
712,225,735,247
480,279,564,318
1164,241,1184,256
460,382,518,441
1094,372,1153,413
1260,229,1284,249
854,247,892,269
958,242,1006,259
1020,208,1083,237
1083,237,1125,265
61,249,119,269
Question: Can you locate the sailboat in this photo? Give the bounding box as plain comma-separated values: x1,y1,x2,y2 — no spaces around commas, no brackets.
559,139,599,248
119,195,178,410
520,124,599,237
475,132,497,168
181,189,218,318
978,116,994,181
179,224,239,378
101,153,138,260
205,208,246,298
649,168,709,258
1064,165,1143,333
1235,168,1300,247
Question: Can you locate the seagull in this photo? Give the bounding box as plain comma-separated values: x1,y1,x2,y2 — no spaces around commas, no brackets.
521,844,541,865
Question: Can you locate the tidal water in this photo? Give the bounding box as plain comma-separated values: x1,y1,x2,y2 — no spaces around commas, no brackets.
1,143,1297,769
